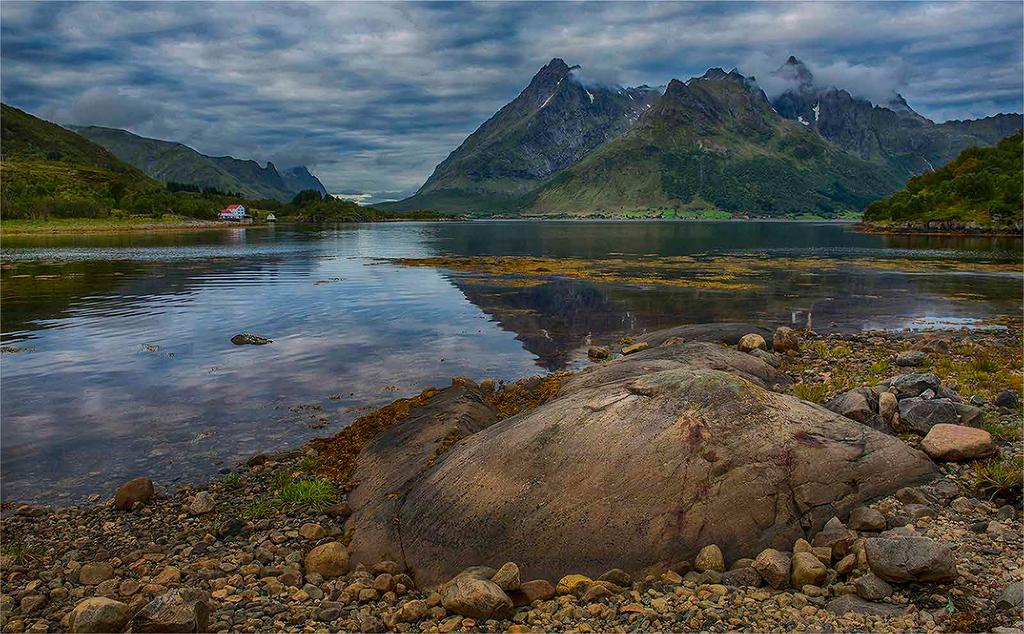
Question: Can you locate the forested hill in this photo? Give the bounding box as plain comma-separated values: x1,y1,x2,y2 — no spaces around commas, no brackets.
863,131,1023,228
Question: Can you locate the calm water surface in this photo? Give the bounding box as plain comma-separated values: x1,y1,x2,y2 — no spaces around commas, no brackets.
2,221,1021,504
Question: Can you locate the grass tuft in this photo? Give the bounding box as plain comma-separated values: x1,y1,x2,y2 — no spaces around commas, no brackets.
241,497,278,520
792,383,829,404
970,455,1023,503
277,478,337,510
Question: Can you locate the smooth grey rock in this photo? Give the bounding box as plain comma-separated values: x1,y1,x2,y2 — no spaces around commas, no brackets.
854,573,893,600
887,374,941,399
825,388,886,432
896,398,961,434
996,580,1023,610
995,389,1020,410
864,537,957,583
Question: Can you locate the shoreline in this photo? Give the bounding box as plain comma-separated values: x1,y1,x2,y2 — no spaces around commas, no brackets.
854,222,1024,238
0,218,266,236
1,322,1021,632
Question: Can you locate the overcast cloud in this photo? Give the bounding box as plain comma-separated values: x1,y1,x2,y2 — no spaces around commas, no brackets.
2,1,1021,202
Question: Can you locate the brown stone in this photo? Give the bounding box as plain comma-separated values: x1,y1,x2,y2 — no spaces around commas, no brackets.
753,549,791,589
510,579,555,606
113,477,154,511
772,327,800,353
921,424,997,462
738,333,767,353
304,542,349,579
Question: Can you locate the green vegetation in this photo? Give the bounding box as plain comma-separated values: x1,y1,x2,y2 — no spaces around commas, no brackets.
241,497,278,519
240,470,338,518
792,382,828,403
970,455,1023,502
277,478,337,510
863,131,1023,227
0,539,43,564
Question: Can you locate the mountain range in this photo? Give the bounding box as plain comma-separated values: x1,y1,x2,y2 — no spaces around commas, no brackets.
388,57,1022,217
70,126,327,201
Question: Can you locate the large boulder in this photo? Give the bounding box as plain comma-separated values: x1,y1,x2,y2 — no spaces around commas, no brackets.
68,597,130,633
864,537,957,583
345,385,499,567
921,424,997,462
129,589,210,633
635,323,773,349
390,348,935,586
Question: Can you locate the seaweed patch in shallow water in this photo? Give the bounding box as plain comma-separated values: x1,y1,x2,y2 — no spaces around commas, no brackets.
308,387,440,487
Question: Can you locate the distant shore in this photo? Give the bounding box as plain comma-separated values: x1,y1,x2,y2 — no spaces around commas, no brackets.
855,221,1024,238
0,216,256,236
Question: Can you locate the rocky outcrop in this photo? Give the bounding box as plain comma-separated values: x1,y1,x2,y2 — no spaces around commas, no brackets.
375,342,934,586
345,384,499,568
825,373,982,436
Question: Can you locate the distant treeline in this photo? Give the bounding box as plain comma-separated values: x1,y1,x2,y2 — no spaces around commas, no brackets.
863,131,1023,226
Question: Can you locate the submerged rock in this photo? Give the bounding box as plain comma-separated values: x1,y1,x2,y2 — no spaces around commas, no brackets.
230,333,272,345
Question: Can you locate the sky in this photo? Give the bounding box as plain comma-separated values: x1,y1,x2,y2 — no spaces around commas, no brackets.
2,1,1022,203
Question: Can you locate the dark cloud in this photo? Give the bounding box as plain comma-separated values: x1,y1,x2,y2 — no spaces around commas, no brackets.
1,1,1021,202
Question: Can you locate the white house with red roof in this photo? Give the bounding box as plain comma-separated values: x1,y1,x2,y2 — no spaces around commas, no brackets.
219,204,248,221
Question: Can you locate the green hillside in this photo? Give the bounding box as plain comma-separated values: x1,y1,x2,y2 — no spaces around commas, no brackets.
863,131,1023,227
1,104,146,177
526,71,902,218
71,126,325,201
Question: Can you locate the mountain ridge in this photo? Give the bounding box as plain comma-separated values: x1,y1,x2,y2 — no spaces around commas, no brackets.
526,68,903,216
391,58,660,212
387,56,1022,216
70,125,327,201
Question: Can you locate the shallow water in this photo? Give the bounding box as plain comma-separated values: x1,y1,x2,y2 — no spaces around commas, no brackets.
2,221,1021,504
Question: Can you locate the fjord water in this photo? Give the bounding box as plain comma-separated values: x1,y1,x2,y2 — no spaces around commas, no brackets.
2,221,1021,504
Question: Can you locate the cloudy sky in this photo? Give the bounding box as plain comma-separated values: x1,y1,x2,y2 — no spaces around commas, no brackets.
2,1,1021,202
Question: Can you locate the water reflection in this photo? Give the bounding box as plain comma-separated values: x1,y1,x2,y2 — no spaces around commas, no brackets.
1,221,1020,504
